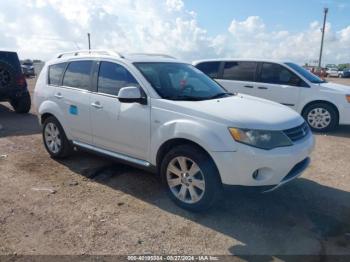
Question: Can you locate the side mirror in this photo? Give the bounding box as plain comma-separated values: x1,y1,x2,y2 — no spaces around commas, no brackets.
117,86,147,104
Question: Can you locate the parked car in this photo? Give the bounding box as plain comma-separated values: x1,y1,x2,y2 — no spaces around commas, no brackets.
326,68,339,77
338,68,350,78
194,59,350,132
309,67,328,78
0,51,31,113
34,50,314,211
21,60,35,77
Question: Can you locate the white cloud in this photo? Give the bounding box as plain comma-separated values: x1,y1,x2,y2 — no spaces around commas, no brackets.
166,0,184,11
0,0,349,65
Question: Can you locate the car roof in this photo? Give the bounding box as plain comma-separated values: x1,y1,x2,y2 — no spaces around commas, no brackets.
193,58,290,65
47,50,186,65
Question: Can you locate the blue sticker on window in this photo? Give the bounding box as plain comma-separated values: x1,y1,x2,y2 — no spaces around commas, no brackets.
69,105,78,115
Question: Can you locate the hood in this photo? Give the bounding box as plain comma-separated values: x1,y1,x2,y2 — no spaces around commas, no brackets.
320,82,350,93
154,94,304,130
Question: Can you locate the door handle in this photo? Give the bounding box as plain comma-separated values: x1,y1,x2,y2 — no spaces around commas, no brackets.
54,93,63,99
244,85,254,88
258,86,268,90
91,102,103,109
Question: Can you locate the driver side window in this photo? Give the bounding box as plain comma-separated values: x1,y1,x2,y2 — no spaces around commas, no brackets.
260,63,301,86
98,62,139,96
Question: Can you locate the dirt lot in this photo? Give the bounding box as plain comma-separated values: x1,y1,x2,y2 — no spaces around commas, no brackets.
0,77,350,258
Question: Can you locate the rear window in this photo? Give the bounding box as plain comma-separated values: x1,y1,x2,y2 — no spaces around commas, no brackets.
48,63,66,86
195,62,221,78
223,61,257,82
62,61,93,90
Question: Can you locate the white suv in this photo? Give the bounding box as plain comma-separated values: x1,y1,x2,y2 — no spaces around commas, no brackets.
194,59,350,132
34,51,314,211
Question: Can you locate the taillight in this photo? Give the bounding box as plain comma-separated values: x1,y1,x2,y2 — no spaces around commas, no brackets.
16,74,27,88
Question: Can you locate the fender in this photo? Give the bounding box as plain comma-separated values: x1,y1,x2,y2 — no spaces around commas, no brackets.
149,119,237,165
38,100,73,140
297,94,340,114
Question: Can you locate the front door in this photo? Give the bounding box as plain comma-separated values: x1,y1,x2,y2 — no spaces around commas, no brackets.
90,61,150,160
254,62,301,109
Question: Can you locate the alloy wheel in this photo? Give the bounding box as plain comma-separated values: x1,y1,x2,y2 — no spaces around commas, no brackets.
166,156,205,204
307,107,331,130
44,122,62,154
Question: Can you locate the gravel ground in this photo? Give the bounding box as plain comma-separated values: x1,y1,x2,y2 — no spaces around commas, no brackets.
0,77,350,259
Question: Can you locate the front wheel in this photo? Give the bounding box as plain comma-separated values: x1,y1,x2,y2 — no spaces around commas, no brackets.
42,116,73,158
160,145,222,212
303,103,338,132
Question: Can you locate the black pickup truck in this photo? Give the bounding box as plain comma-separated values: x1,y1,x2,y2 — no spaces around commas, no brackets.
0,51,31,113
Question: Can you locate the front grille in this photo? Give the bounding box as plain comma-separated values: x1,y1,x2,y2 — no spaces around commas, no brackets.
283,122,310,142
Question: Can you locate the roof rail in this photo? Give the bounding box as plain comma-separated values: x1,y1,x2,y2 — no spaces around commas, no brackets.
128,53,176,59
56,50,124,59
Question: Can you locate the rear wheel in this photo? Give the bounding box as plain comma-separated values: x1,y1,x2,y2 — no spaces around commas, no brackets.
10,94,31,113
160,145,222,211
303,103,338,132
42,116,73,158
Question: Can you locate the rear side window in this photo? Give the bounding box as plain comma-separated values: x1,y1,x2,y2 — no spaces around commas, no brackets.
223,61,257,82
97,62,139,96
195,62,221,78
260,63,299,85
48,63,66,86
62,61,93,90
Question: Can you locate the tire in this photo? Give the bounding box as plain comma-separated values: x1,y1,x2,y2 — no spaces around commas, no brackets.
338,74,343,78
302,103,338,132
160,144,222,212
10,94,31,113
42,116,73,158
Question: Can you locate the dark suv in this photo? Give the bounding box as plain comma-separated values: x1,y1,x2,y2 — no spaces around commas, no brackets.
0,51,31,113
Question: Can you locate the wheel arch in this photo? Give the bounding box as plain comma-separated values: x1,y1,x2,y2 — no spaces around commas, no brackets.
155,138,222,183
38,100,71,139
41,112,55,125
301,100,339,122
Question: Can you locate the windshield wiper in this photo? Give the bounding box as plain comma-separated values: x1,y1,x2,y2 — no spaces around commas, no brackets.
207,92,233,100
162,95,204,101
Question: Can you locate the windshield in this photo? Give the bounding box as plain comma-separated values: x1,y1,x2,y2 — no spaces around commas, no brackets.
285,62,326,84
134,62,232,101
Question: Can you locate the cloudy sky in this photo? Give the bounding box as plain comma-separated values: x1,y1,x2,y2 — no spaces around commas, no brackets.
0,0,349,65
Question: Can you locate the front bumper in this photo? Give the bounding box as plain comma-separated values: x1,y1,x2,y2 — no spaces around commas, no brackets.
339,103,350,125
210,133,315,188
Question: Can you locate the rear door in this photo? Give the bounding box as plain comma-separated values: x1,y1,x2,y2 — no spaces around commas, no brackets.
216,61,258,96
59,60,94,144
195,61,221,79
255,62,301,109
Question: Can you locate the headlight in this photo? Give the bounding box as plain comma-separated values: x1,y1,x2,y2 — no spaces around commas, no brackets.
346,95,350,103
229,128,293,150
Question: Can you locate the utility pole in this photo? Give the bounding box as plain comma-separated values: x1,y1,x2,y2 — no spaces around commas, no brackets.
318,8,328,69
87,33,91,50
